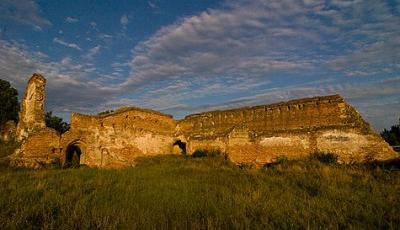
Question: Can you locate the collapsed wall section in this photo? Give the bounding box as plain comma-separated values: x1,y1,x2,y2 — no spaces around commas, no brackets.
177,95,395,166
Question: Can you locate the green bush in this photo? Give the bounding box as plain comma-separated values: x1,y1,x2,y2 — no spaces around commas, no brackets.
380,118,400,146
0,79,19,126
0,139,19,158
45,111,70,134
192,149,207,158
275,155,289,164
238,162,256,170
309,152,338,164
191,149,222,158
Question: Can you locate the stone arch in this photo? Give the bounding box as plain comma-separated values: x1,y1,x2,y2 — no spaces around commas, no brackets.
173,139,186,155
63,140,86,168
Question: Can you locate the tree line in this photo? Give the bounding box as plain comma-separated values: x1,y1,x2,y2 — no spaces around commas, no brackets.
380,119,400,146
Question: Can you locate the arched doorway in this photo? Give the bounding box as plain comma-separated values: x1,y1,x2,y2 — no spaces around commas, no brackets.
64,144,82,168
173,140,186,155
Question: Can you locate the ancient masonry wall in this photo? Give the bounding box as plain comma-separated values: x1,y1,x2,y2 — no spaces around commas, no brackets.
60,108,176,168
176,95,395,165
10,74,397,168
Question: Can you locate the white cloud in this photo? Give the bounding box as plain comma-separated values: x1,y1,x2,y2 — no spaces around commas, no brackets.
120,14,129,30
331,0,362,8
148,1,157,9
329,38,400,75
123,0,324,88
115,0,400,129
83,45,101,60
53,37,82,51
65,16,79,23
98,33,113,41
90,21,97,28
123,0,400,89
0,39,118,116
0,0,52,30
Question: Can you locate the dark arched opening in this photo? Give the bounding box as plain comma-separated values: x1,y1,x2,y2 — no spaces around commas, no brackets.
65,144,82,168
173,140,186,155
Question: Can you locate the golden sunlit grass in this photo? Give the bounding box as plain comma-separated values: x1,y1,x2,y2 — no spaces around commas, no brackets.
0,152,399,229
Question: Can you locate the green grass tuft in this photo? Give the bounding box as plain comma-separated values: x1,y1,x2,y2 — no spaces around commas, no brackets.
0,139,19,158
191,149,225,158
309,151,338,164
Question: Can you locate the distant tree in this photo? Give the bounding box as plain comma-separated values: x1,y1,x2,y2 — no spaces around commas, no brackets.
0,79,19,126
45,111,70,134
381,118,400,146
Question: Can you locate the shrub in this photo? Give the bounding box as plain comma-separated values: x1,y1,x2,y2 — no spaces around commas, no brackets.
98,110,114,115
45,111,70,134
0,139,19,158
262,156,289,169
238,162,256,170
366,158,400,171
380,118,400,146
309,152,338,164
42,158,62,169
191,149,222,158
275,155,289,164
192,149,206,158
0,79,19,126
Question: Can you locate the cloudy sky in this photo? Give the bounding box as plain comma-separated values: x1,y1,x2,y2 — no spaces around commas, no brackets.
0,0,399,130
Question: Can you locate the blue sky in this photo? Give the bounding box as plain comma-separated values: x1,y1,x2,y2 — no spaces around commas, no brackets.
0,0,399,130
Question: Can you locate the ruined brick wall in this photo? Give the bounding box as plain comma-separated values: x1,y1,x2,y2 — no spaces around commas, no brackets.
12,128,60,168
11,74,396,169
177,95,396,166
60,107,176,168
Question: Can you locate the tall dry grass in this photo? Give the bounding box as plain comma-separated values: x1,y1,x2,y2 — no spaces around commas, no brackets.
0,152,398,229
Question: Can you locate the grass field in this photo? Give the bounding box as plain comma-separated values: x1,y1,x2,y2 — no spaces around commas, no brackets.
0,151,399,229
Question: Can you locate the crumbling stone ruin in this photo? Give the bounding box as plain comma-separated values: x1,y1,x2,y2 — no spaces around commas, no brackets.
7,74,397,168
15,74,47,141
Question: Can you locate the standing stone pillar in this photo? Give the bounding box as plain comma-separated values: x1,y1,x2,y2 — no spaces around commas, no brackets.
16,73,46,141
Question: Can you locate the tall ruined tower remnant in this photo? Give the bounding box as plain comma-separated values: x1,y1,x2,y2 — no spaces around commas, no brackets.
16,73,46,140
